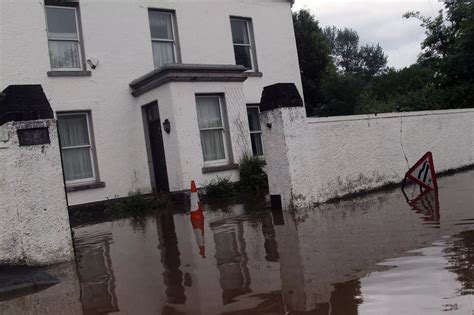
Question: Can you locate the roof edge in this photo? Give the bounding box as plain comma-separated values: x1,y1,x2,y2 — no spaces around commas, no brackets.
130,64,249,97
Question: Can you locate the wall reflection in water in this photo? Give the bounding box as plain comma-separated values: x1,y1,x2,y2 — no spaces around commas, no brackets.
73,172,474,314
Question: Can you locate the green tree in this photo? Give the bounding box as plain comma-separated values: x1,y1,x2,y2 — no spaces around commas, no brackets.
358,44,388,78
323,27,387,78
404,1,474,83
293,10,332,116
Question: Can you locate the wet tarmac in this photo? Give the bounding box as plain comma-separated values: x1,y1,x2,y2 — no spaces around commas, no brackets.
1,171,473,314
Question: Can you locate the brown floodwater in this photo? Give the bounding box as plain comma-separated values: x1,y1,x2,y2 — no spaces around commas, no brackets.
1,171,473,315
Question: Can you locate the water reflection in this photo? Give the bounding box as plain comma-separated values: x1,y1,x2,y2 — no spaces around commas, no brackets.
157,213,186,305
75,232,118,314
4,171,469,314
72,172,473,314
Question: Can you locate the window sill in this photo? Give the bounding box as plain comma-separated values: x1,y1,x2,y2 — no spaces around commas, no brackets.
66,181,105,193
202,163,239,174
47,70,92,77
245,71,263,77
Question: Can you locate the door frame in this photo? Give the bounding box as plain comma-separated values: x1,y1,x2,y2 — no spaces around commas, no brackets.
142,101,170,192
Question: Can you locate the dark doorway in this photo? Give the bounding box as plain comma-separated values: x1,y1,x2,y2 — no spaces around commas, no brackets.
144,102,169,192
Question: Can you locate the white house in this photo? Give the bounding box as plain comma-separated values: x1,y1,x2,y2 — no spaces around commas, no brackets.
0,0,303,206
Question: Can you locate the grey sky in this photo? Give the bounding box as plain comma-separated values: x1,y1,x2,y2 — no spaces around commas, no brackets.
292,0,444,69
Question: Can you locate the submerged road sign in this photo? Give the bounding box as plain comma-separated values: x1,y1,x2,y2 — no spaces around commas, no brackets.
405,152,438,191
409,189,440,222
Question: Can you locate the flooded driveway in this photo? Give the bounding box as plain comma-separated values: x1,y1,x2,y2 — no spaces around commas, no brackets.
2,171,474,314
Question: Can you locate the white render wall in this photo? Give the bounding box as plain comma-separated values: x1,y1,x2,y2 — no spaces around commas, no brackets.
0,120,74,266
0,0,302,205
261,107,474,208
137,81,251,191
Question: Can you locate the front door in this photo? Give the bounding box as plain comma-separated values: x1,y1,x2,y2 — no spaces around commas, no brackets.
144,102,169,192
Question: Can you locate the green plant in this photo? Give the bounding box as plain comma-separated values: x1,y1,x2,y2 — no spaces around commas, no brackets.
238,154,268,192
104,190,165,217
203,177,237,199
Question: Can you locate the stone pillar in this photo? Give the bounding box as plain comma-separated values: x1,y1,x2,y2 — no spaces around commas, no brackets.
0,85,74,266
259,83,306,210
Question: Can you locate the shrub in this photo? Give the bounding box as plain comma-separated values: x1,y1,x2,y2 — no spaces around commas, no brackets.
203,177,237,199
239,154,268,192
104,190,166,217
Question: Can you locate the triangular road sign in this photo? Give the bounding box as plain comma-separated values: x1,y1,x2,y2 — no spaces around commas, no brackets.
405,152,438,191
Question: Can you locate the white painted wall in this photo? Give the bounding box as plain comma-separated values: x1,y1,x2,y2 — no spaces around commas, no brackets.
0,120,74,266
137,81,251,191
0,0,302,205
262,107,474,208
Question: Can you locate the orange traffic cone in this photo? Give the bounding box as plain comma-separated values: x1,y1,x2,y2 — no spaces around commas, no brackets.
190,180,204,218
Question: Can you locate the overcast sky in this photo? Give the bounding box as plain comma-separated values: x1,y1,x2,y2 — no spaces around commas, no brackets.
292,0,444,69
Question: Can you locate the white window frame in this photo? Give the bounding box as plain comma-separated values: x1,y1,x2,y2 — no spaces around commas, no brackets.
247,105,264,157
149,10,178,68
231,17,256,71
57,112,97,185
45,5,83,71
196,95,230,166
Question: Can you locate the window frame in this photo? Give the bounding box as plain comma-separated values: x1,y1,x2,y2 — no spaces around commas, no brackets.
230,16,258,72
45,5,86,72
247,105,264,157
57,111,98,185
196,95,231,167
148,9,181,68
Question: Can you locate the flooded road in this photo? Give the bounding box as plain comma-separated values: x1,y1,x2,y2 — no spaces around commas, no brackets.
2,171,474,314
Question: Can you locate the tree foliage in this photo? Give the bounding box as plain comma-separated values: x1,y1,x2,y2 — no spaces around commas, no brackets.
292,10,332,116
292,1,473,117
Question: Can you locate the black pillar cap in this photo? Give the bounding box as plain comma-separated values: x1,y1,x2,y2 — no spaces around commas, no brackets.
259,83,303,112
0,85,53,126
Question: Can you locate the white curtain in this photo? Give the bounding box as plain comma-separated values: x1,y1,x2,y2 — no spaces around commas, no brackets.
149,12,173,40
49,40,81,69
197,97,226,161
197,97,223,129
58,115,90,147
152,41,175,68
201,130,225,161
62,148,93,181
58,115,93,181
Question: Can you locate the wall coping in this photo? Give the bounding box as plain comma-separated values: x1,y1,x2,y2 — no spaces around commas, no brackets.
305,108,474,125
129,63,249,97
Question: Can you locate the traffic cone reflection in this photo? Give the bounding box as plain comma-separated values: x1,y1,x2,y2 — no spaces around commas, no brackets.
191,214,205,258
189,180,205,258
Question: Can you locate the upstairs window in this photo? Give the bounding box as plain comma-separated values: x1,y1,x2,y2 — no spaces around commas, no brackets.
45,6,84,70
231,17,257,71
247,106,264,156
149,10,178,68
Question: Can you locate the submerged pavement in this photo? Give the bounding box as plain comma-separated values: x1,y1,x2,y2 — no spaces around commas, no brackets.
1,171,473,314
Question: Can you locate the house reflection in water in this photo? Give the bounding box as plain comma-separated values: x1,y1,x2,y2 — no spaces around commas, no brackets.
157,213,186,304
211,221,251,305
75,232,119,314
71,172,474,315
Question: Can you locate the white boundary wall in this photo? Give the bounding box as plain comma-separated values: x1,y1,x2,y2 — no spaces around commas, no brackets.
0,120,74,265
261,107,474,208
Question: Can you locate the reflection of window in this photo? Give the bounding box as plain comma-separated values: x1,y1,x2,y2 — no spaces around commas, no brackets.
149,10,178,68
247,106,263,156
57,112,97,184
230,17,257,70
76,233,118,314
212,222,251,305
45,6,83,70
196,95,229,165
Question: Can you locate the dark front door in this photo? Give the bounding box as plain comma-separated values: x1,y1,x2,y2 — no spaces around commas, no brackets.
144,102,169,192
